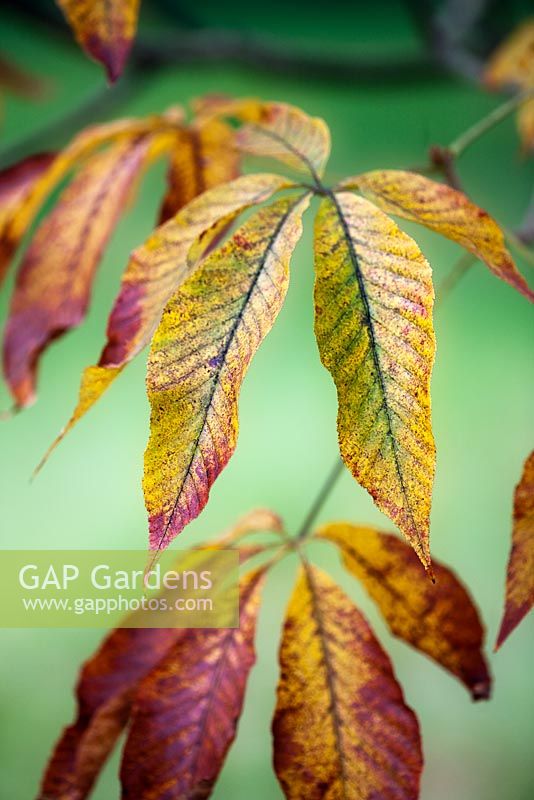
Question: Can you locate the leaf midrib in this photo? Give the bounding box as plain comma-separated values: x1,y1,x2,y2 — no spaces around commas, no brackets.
153,193,308,552
329,192,425,560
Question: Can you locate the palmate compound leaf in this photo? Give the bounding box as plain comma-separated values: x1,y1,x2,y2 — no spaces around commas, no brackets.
342,171,534,301
496,450,534,649
36,173,291,472
273,563,422,800
314,191,436,571
144,192,311,555
56,0,140,82
0,112,181,287
37,509,277,800
3,132,175,408
120,567,266,800
318,523,491,700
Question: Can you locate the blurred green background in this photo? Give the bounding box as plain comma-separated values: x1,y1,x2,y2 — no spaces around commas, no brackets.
0,2,533,798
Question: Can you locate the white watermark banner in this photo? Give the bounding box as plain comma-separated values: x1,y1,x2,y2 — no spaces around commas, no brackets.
0,550,239,628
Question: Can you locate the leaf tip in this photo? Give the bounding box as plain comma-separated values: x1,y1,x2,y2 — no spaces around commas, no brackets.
470,677,492,702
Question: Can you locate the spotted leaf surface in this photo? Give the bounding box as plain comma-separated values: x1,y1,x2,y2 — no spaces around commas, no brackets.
56,0,140,82
343,170,534,301
496,450,534,649
3,134,171,408
314,191,436,570
120,568,265,799
145,192,309,553
42,173,289,465
273,564,422,800
159,118,240,223
319,522,491,699
236,101,331,179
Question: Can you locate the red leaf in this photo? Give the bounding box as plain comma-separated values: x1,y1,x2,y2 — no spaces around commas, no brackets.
3,136,157,407
496,450,534,649
120,569,265,799
38,626,182,800
0,153,55,285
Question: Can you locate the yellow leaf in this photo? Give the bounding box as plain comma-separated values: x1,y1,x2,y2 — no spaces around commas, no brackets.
235,101,331,179
496,450,534,649
144,193,310,554
56,0,140,82
314,191,435,571
273,564,422,800
35,366,122,477
343,170,534,302
484,19,534,90
40,173,290,468
318,522,491,699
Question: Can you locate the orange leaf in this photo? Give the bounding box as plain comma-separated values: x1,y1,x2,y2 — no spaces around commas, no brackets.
484,19,534,91
120,568,266,799
56,0,140,82
159,118,240,223
318,522,492,700
3,134,172,408
273,564,422,800
342,170,534,302
496,450,534,649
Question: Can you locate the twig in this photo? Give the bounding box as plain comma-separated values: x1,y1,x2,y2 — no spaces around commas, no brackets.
296,458,345,541
449,88,534,158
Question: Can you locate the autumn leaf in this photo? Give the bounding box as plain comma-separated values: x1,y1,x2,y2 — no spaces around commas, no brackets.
3,134,173,408
485,19,534,89
38,625,183,800
0,112,179,287
56,0,140,82
38,173,290,468
319,522,492,699
0,153,55,284
235,101,331,180
496,450,534,649
273,563,422,800
159,118,240,223
38,512,274,798
144,192,310,554
484,19,534,150
344,170,534,301
314,191,436,571
120,568,266,799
